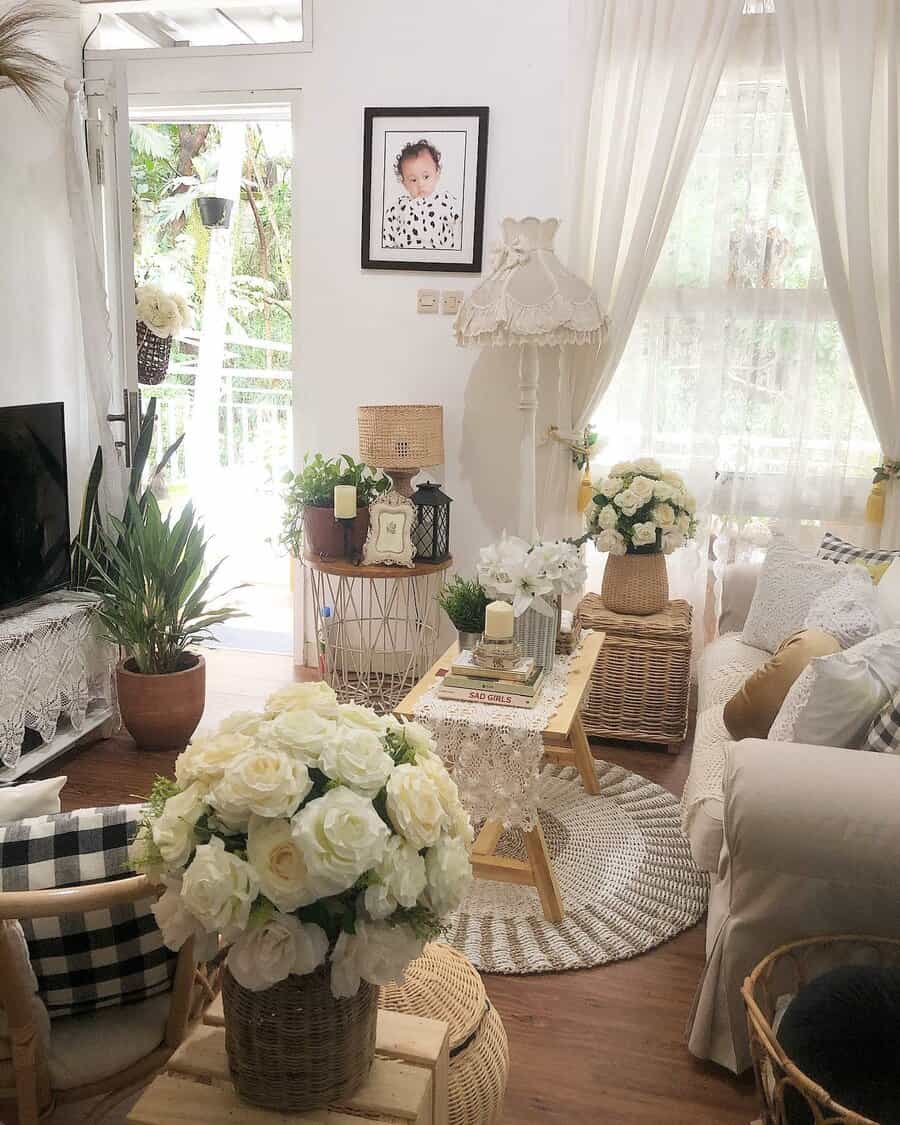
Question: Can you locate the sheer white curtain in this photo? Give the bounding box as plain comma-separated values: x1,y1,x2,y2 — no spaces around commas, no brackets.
540,0,744,538
776,0,900,548
590,12,879,641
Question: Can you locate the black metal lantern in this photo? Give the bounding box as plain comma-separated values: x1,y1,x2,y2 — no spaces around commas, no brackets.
411,481,452,562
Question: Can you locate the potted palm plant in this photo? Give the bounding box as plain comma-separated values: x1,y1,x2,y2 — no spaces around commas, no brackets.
84,494,243,752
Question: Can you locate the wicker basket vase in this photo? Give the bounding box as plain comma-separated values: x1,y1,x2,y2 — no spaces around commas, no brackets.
136,321,173,385
222,966,378,1112
514,598,561,671
601,551,668,616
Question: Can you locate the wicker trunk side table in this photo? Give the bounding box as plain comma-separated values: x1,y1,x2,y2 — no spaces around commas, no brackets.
577,594,692,751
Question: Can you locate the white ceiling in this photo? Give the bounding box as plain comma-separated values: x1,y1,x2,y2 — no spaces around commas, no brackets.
79,1,303,50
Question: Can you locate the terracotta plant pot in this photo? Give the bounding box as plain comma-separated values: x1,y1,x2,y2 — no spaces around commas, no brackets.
116,653,205,752
601,551,669,616
303,506,370,559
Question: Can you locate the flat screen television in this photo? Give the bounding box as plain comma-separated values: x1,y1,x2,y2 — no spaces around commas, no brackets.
0,403,71,611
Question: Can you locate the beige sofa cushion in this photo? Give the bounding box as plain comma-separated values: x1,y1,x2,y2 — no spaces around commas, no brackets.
697,633,769,713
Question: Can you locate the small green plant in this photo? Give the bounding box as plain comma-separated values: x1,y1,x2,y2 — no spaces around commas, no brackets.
277,453,392,556
82,493,244,675
436,577,489,633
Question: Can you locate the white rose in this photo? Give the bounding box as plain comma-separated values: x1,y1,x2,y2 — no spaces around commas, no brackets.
416,755,469,836
330,920,425,999
631,521,658,548
683,492,697,514
676,513,692,534
246,815,325,911
216,711,266,738
264,681,338,719
175,732,253,788
386,763,447,850
363,835,427,919
337,703,392,735
211,747,312,828
613,488,641,517
597,476,623,500
292,787,390,897
662,470,685,487
400,721,437,761
319,726,394,798
652,503,676,528
596,503,619,531
652,481,675,502
633,457,663,477
629,475,656,503
151,876,206,950
662,529,685,555
180,837,258,938
609,461,635,476
595,529,627,556
226,912,328,992
425,835,473,915
264,708,336,767
151,781,207,869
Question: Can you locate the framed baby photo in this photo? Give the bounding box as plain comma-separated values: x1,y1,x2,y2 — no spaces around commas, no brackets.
362,492,416,567
361,106,489,272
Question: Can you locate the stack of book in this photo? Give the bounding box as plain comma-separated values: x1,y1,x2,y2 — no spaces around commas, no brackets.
437,648,544,709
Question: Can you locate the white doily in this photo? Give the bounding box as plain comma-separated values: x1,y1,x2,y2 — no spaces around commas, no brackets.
0,593,116,770
413,650,580,830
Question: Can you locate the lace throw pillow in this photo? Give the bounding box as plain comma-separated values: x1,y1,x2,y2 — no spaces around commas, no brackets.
804,567,880,649
742,545,848,654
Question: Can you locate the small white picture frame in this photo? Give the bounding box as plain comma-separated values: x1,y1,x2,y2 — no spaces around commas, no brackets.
362,491,416,567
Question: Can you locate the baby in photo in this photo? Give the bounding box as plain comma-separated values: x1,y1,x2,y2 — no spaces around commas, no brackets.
382,139,461,250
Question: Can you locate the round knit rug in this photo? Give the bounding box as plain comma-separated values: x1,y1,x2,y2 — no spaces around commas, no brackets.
446,761,709,974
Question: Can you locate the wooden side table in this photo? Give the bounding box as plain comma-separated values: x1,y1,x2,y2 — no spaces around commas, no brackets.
128,1006,450,1125
303,554,452,713
394,632,605,923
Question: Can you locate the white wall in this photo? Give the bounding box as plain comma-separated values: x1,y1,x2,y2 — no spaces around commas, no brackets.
0,2,89,524
110,1,568,595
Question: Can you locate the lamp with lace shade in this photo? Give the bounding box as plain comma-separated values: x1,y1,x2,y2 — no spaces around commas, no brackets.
357,404,444,498
454,217,607,541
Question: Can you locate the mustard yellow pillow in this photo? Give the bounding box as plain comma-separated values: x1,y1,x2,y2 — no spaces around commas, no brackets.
723,629,841,741
855,558,892,584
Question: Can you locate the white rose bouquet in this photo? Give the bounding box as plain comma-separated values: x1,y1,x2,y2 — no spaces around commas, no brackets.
477,535,587,618
588,458,698,556
135,283,193,339
130,682,472,1000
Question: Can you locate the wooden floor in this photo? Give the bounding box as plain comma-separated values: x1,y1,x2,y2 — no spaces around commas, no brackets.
31,648,757,1125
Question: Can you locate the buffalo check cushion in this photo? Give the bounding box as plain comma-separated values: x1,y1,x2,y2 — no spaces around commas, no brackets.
0,804,176,1019
864,691,900,754
817,531,900,566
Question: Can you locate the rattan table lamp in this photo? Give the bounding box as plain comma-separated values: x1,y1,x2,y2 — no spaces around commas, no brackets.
358,404,444,497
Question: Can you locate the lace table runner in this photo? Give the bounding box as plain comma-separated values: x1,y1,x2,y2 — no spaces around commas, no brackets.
413,648,582,830
0,592,116,769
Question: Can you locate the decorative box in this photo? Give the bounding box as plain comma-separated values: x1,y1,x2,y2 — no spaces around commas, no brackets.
576,595,692,748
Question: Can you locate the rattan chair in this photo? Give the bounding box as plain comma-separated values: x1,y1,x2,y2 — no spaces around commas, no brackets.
0,875,219,1125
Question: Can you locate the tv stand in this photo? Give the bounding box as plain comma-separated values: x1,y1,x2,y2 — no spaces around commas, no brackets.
0,592,116,783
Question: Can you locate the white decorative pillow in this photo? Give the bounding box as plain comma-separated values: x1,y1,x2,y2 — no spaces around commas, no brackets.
0,776,66,825
876,558,900,630
768,628,900,748
803,567,879,649
742,544,848,653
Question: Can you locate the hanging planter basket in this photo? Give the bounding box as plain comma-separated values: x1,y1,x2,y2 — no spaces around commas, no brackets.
136,321,172,386
197,195,234,229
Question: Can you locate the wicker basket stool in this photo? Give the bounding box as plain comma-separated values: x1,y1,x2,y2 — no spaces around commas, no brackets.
576,594,692,750
742,935,900,1125
380,943,509,1125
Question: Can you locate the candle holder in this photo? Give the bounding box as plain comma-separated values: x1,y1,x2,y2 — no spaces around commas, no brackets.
473,635,523,671
336,516,361,565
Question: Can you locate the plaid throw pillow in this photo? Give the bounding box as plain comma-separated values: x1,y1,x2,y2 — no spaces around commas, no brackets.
817,531,900,566
864,692,900,754
0,804,176,1019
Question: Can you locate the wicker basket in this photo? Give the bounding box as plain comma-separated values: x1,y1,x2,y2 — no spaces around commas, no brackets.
742,935,900,1125
577,594,692,745
601,551,669,615
136,321,172,385
222,966,378,1112
380,943,509,1125
514,598,560,671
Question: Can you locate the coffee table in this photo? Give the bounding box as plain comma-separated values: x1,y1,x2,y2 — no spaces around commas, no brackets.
395,631,605,923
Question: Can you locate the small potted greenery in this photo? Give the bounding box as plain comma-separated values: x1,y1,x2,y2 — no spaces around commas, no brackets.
278,453,392,560
436,576,489,651
83,494,243,752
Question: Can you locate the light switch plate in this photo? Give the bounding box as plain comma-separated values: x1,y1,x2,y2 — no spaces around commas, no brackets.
417,289,439,314
441,290,464,315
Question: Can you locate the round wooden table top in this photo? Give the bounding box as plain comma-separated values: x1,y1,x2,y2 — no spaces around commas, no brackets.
302,553,453,579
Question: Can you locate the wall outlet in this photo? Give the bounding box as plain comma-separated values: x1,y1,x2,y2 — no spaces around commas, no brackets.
441,290,464,315
417,289,439,314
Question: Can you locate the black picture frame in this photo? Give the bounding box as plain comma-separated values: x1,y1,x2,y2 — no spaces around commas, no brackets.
361,106,489,273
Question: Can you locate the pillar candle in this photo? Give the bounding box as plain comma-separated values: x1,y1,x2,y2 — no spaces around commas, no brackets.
333,485,357,519
484,600,514,640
